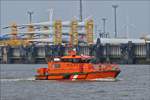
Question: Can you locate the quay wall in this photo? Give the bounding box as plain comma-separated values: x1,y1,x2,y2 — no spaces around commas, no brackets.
0,42,150,64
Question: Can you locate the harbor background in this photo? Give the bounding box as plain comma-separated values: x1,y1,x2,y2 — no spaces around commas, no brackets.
0,0,150,64
0,1,150,100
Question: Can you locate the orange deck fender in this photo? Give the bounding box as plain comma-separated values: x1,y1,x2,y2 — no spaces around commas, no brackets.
37,68,47,75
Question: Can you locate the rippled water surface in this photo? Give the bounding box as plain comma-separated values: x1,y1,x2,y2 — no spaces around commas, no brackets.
0,64,150,100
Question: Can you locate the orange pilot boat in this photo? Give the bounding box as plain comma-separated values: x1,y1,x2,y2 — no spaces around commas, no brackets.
35,50,121,81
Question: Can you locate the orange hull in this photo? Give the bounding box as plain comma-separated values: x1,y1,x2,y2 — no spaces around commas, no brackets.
35,50,121,81
85,71,120,80
35,70,120,80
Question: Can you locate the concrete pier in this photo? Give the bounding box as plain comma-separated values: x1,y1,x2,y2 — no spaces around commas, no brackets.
0,41,150,64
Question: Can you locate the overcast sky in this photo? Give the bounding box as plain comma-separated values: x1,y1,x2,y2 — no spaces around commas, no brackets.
1,0,150,38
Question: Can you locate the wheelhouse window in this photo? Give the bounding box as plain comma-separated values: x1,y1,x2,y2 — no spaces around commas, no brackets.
61,58,81,63
53,64,60,68
61,58,93,63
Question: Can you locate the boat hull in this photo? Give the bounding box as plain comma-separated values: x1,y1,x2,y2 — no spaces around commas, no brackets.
35,70,120,81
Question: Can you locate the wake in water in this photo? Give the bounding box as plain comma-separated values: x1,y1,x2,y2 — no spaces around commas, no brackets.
88,78,122,82
0,77,123,82
58,78,123,83
0,77,35,82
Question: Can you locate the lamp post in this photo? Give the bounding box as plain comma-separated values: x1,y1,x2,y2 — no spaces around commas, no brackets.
79,0,83,22
102,18,107,33
112,5,118,38
27,11,34,23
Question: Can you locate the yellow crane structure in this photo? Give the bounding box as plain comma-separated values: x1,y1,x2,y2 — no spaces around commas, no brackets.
85,19,94,45
70,19,78,46
0,19,95,47
3,22,23,46
11,22,18,39
27,24,35,39
1,22,31,46
53,20,62,45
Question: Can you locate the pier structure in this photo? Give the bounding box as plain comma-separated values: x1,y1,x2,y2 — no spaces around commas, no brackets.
0,19,150,64
0,39,150,64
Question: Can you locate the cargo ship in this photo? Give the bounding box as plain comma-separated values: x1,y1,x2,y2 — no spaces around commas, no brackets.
35,50,120,81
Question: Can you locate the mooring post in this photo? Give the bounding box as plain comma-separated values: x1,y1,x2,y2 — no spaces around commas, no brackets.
32,44,36,63
95,38,103,63
23,45,28,64
146,42,150,62
21,45,27,63
19,45,23,63
89,44,94,56
51,45,56,57
26,45,30,63
57,44,64,57
127,41,135,64
2,46,8,64
7,45,12,64
0,47,2,63
106,43,110,63
75,45,79,55
120,44,127,64
45,44,48,62
27,44,35,63
53,45,58,57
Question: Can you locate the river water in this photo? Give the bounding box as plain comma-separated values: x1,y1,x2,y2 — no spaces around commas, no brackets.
0,64,150,100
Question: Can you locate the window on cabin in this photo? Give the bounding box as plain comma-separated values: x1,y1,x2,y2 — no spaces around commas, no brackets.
81,59,91,63
61,59,71,62
61,58,93,63
53,64,60,68
61,58,81,63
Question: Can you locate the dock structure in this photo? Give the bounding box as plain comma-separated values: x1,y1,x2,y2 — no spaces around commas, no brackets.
0,39,150,64
0,19,150,64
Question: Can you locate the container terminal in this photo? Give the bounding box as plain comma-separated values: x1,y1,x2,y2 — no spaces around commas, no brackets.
0,19,150,64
